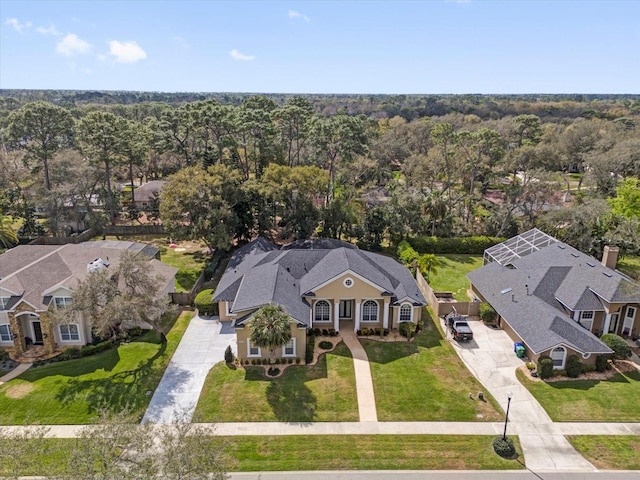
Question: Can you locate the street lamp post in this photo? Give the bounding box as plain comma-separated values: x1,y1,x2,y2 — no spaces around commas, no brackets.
502,391,513,441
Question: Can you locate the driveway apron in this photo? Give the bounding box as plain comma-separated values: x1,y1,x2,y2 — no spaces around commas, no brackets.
340,328,378,422
446,318,595,471
142,315,236,424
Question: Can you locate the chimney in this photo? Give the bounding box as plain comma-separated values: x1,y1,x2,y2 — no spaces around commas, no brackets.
602,245,619,270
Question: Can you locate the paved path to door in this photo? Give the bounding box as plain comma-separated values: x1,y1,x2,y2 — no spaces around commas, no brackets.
0,363,31,384
142,314,236,424
446,318,596,471
340,328,378,422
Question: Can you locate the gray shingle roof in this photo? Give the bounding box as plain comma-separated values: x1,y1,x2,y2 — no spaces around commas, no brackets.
214,237,427,327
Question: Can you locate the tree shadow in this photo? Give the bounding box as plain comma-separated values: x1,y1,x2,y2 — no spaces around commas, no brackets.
546,370,638,390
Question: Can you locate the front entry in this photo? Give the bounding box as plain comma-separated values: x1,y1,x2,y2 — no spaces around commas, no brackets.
339,300,353,320
31,320,44,345
622,307,636,336
608,313,619,333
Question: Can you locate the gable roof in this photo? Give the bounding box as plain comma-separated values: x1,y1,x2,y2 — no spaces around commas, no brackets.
467,232,640,355
132,180,166,203
214,237,427,326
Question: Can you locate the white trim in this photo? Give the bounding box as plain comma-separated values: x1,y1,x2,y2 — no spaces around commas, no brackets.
343,277,354,288
0,324,12,343
361,299,379,323
224,301,237,318
247,339,261,357
41,282,74,297
282,337,296,357
54,297,73,309
399,302,413,323
313,299,332,323
0,297,10,311
550,346,566,369
308,269,388,295
59,323,80,342
0,287,19,297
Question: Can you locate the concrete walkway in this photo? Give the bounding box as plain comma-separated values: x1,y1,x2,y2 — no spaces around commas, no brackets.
447,318,596,471
0,363,31,384
141,314,235,424
340,328,378,422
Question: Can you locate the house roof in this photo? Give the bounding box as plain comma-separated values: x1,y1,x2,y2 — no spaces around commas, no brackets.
214,237,427,327
0,242,177,312
133,180,166,203
467,233,640,355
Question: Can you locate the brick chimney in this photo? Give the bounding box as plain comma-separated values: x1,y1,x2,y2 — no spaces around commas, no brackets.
601,245,619,270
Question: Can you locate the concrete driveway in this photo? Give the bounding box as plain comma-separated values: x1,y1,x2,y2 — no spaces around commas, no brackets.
142,314,236,424
444,318,596,471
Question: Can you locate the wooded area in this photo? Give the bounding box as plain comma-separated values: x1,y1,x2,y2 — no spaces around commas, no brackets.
1,91,639,258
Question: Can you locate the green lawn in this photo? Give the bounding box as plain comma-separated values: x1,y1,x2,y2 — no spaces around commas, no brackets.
427,254,483,301
516,368,640,422
193,342,358,422
617,255,640,281
363,311,503,421
567,436,640,470
0,310,193,425
159,246,209,292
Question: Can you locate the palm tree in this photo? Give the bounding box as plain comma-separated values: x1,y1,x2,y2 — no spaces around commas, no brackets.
0,213,18,248
418,253,442,283
249,304,293,357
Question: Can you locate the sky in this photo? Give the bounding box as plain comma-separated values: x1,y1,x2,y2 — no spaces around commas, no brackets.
1,0,639,94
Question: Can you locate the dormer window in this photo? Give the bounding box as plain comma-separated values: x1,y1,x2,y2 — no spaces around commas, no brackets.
0,297,10,311
54,297,73,309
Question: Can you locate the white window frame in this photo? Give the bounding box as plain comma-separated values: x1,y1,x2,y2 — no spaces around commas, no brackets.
59,323,80,342
580,311,594,332
343,277,354,288
54,297,73,309
361,300,379,323
314,300,331,323
399,303,413,323
283,337,296,357
0,297,10,311
0,324,12,342
551,346,566,369
247,339,261,357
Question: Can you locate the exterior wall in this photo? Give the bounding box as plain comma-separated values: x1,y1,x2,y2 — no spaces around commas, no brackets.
590,311,606,335
390,304,422,329
218,301,237,321
535,345,599,368
236,322,306,363
0,311,13,349
312,272,383,302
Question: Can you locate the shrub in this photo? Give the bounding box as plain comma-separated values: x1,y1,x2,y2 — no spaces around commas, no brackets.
383,328,389,336
313,328,321,336
261,358,268,365
595,355,610,372
251,359,256,366
402,235,505,255
295,357,300,364
305,336,315,364
274,358,280,365
374,327,382,336
537,355,554,379
361,327,369,336
288,358,293,364
194,289,218,316
565,354,582,378
329,328,337,337
321,329,329,336
581,364,595,373
245,359,249,365
126,326,144,339
319,340,333,350
525,362,536,371
399,322,416,339
479,303,497,323
224,345,234,364
600,333,632,360
492,436,516,458
267,367,280,377
60,347,82,361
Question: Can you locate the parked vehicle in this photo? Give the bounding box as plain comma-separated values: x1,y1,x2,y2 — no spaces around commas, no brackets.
446,312,473,342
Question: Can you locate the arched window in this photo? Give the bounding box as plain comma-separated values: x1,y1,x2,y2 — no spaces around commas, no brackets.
314,300,331,323
399,303,413,323
362,300,378,322
551,346,566,368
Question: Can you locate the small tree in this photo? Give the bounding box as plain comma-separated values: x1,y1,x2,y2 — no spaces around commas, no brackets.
565,354,583,378
249,304,293,357
417,253,441,283
537,355,554,379
224,345,234,364
479,303,497,323
600,333,632,361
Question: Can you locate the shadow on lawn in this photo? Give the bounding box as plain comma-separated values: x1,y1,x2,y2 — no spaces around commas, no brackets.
545,370,640,390
362,325,443,364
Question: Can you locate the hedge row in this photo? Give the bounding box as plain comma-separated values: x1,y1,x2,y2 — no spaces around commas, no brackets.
194,288,218,316
400,235,506,254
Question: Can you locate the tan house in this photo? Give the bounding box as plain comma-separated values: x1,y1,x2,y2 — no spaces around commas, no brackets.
214,238,427,362
467,229,640,368
0,241,177,360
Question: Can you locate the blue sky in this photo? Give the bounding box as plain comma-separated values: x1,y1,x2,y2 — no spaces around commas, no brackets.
1,0,638,94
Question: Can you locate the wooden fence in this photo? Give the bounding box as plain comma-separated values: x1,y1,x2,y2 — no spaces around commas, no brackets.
169,249,225,306
103,224,165,236
416,269,480,318
28,228,96,245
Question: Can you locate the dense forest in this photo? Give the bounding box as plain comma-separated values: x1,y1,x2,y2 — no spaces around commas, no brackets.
1,91,639,258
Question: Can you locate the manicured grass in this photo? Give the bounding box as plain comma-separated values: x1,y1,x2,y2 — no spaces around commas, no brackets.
159,246,209,292
516,368,640,422
193,342,358,422
427,254,483,301
567,436,640,470
363,311,503,422
0,310,193,425
618,255,640,281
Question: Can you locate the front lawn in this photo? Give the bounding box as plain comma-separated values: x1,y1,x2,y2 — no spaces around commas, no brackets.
516,367,640,422
567,436,640,470
193,342,358,422
427,254,483,301
363,310,503,421
0,310,193,425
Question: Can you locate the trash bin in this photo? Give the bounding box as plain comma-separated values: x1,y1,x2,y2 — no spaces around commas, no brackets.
514,342,525,358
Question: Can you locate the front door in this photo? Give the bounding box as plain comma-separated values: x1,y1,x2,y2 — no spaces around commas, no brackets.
609,313,619,333
622,306,636,336
32,321,44,345
339,300,353,320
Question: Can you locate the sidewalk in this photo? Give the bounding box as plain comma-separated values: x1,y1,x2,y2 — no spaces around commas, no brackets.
141,314,236,424
340,328,378,422
0,363,31,384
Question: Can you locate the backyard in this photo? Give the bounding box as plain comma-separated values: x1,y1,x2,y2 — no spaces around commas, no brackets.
617,255,640,281
427,254,483,301
362,309,503,421
516,366,640,422
0,310,192,424
193,342,358,422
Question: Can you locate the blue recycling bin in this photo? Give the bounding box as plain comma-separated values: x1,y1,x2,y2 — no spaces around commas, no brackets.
514,342,525,358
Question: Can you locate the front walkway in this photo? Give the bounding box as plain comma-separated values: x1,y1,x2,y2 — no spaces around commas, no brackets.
447,318,596,471
142,314,236,424
340,326,378,422
0,363,31,384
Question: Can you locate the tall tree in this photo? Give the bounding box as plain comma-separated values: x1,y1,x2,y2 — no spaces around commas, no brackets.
6,101,74,191
0,212,18,248
272,96,314,166
249,304,293,357
609,177,640,220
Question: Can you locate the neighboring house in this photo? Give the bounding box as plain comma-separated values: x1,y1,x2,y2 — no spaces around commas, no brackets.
131,180,166,210
0,241,177,359
214,237,427,362
467,229,640,369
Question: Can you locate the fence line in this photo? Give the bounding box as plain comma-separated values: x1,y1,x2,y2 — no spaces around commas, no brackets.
416,269,479,318
28,228,96,246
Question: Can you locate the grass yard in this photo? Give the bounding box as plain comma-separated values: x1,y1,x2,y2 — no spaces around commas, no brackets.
617,255,640,281
363,310,503,422
567,436,640,470
427,254,483,301
159,245,209,292
193,342,358,422
516,368,640,422
0,310,193,425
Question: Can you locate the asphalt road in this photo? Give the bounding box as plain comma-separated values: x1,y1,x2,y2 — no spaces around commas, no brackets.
228,471,640,480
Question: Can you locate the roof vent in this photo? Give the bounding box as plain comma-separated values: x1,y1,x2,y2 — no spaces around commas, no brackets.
586,262,595,267
571,253,579,258
602,272,612,278
558,245,566,250
501,287,512,294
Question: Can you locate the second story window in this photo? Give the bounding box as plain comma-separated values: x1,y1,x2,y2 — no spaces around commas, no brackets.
54,297,73,309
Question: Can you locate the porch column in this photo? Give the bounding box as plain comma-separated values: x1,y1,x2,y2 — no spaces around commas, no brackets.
40,311,56,355
354,301,361,332
603,313,612,334
334,301,340,331
382,300,389,329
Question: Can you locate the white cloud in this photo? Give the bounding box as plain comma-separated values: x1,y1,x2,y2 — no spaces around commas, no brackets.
229,48,255,61
108,40,147,63
5,18,32,33
36,24,60,36
288,10,310,22
56,33,92,56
